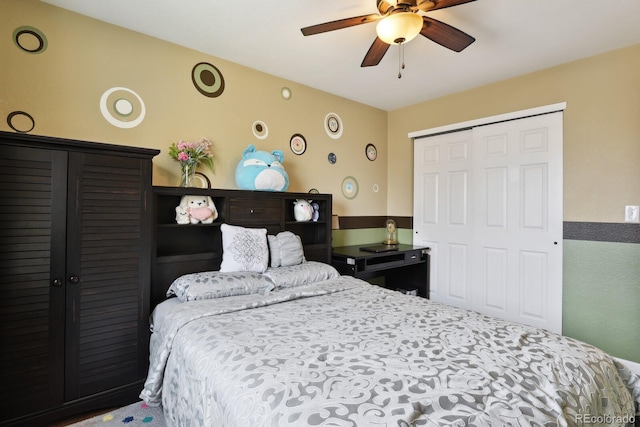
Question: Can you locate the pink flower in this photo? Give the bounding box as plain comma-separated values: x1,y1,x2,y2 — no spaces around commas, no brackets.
168,137,215,172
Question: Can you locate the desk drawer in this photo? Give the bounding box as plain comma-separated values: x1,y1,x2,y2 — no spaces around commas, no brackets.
404,250,423,265
229,197,281,224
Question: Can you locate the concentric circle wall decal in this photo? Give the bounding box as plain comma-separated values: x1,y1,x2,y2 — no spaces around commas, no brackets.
99,87,146,128
341,176,359,200
324,112,343,139
7,111,35,133
290,133,306,155
252,120,268,139
13,26,48,54
192,62,225,98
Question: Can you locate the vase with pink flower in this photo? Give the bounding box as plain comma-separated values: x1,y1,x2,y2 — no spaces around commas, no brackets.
168,137,215,187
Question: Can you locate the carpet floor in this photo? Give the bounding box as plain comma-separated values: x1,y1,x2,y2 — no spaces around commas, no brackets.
67,401,165,426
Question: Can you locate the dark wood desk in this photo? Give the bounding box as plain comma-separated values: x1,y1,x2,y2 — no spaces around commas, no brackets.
331,244,430,298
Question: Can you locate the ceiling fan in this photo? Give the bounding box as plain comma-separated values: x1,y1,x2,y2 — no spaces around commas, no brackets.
301,0,476,70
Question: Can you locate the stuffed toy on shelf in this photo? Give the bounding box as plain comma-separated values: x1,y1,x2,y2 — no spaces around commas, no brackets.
175,195,218,224
235,144,289,192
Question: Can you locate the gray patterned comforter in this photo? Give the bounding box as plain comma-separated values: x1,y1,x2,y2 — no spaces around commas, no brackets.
141,276,640,426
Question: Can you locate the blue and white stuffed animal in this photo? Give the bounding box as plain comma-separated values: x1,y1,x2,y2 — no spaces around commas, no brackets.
235,144,289,192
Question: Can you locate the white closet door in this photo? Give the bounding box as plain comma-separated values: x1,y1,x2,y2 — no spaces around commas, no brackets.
413,112,563,333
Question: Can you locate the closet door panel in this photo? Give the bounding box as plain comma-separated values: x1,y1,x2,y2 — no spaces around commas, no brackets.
0,144,67,420
64,152,150,400
413,130,474,308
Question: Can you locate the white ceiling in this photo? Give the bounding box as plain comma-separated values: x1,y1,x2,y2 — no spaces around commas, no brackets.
42,0,640,111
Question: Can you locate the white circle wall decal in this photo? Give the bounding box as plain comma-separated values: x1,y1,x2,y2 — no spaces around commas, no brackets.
192,62,225,98
99,87,146,128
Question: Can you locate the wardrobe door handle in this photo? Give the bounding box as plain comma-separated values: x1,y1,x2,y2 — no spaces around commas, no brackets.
69,276,80,284
52,278,63,287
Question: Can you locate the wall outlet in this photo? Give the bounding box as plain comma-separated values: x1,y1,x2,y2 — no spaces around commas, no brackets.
625,205,640,223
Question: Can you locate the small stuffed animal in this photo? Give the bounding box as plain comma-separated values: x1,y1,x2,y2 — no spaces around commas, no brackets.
175,205,190,224
235,144,289,192
311,202,320,222
293,199,313,221
178,195,218,224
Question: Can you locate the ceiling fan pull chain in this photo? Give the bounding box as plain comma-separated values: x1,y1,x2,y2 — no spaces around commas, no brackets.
398,43,404,79
397,43,407,79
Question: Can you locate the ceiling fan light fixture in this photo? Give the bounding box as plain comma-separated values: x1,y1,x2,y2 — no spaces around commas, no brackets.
376,12,423,45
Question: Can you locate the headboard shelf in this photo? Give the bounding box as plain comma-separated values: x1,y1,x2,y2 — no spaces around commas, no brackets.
151,186,332,308
155,251,221,260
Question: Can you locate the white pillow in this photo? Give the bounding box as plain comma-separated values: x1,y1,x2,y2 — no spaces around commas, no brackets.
166,270,274,302
263,261,340,289
268,231,305,267
220,223,269,273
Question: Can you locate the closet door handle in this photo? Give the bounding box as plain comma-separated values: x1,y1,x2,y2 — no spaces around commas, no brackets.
52,278,63,287
69,275,80,284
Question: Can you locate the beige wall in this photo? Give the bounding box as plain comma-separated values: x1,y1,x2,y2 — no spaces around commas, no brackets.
387,43,640,223
1,0,388,218
5,1,638,222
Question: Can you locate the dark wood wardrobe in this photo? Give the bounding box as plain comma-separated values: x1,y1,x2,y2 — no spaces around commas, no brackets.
0,131,159,426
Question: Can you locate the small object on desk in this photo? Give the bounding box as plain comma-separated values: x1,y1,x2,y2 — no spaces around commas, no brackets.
359,244,399,253
383,219,398,245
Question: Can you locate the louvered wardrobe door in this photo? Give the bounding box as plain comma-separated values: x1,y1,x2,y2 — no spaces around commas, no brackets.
0,144,67,420
63,152,150,400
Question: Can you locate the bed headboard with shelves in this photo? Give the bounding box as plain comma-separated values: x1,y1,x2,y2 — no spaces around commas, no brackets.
151,187,332,308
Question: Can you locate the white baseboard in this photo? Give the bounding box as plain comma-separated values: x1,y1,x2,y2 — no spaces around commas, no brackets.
616,357,640,376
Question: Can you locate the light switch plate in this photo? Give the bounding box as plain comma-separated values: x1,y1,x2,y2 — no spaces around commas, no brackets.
625,205,640,223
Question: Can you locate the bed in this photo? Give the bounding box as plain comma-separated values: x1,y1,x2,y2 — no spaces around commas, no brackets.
141,224,639,426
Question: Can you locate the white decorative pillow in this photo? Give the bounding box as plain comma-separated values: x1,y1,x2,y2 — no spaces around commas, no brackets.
268,231,305,267
220,223,269,273
166,270,274,302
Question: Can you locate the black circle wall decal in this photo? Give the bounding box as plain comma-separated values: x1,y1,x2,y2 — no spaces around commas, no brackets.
13,26,48,54
7,111,35,133
192,62,225,98
252,120,268,139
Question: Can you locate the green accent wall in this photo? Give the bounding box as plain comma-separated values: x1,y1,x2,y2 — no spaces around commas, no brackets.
332,228,413,248
563,240,640,362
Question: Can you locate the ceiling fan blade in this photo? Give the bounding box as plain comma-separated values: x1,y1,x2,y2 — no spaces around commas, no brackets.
420,16,475,52
415,0,476,12
301,14,381,36
361,37,390,67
